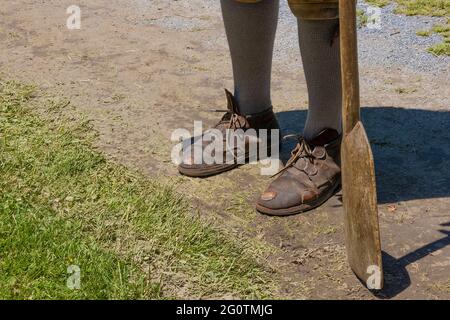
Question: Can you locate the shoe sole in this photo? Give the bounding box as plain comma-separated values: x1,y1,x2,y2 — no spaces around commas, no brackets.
255,179,342,217
178,140,281,178
178,163,241,178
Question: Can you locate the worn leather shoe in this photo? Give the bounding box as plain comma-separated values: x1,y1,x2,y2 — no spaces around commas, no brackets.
178,90,280,178
256,128,341,216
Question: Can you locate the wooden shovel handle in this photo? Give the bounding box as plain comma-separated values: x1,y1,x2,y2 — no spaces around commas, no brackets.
340,0,360,136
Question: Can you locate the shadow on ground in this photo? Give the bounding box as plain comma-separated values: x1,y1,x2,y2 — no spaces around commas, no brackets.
375,224,450,298
278,107,450,298
277,107,450,204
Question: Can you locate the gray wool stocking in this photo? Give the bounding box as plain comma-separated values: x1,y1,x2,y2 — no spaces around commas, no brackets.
297,18,342,140
220,0,279,115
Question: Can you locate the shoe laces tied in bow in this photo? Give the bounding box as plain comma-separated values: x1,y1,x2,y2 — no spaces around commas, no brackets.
271,134,316,178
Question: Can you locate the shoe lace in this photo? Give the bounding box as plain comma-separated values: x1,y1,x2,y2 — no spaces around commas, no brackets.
271,134,315,178
210,109,246,130
208,109,247,162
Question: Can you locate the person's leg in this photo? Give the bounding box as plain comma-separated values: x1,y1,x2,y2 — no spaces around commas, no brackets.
257,0,342,216
298,18,342,140
220,0,279,115
178,0,280,177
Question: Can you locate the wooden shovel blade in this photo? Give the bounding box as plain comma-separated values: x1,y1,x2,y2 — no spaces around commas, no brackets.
342,121,384,289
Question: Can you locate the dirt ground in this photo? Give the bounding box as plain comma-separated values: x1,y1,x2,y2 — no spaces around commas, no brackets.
1,0,449,299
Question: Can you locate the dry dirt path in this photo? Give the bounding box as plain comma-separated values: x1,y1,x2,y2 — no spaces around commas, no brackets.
1,0,449,299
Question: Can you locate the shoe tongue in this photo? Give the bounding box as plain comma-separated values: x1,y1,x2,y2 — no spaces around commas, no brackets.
308,128,339,146
225,89,241,115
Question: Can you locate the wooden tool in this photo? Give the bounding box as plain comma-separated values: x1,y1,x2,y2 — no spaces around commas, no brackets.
339,0,384,290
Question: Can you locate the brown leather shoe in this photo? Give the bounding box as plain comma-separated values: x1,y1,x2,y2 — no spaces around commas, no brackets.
256,129,341,216
178,90,280,178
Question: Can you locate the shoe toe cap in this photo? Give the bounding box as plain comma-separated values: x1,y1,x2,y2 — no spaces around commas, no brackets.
258,175,316,210
258,188,300,210
260,191,277,201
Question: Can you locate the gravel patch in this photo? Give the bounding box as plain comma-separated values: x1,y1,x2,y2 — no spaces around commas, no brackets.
143,0,449,76
357,2,448,75
277,1,449,75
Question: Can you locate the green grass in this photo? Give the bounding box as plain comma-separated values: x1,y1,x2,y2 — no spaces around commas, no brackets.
428,42,450,56
428,21,450,56
365,0,391,7
367,0,449,16
0,80,275,299
357,9,372,28
394,0,449,17
357,6,383,28
364,0,450,16
417,19,450,56
416,30,432,37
